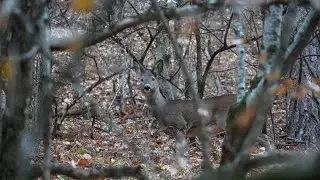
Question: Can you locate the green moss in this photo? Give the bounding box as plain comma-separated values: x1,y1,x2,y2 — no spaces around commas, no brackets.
226,95,247,127
225,75,262,127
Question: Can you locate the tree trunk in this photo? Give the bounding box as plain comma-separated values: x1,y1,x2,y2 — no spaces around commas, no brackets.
286,38,320,145
0,0,51,179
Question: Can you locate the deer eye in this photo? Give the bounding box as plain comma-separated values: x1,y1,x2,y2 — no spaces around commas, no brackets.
151,78,155,81
141,78,144,81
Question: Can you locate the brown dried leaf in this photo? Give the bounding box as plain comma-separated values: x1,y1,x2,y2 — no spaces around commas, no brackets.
265,69,281,81
315,78,320,85
291,85,308,99
0,57,12,80
269,79,293,96
235,104,257,131
71,0,94,13
132,159,141,167
259,53,266,63
78,158,90,167
281,79,294,88
66,40,85,51
270,85,287,96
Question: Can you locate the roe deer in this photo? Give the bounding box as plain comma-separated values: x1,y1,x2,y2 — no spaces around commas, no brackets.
139,61,237,138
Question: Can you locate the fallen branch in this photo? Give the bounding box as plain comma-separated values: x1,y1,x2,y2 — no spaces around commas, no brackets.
31,163,146,180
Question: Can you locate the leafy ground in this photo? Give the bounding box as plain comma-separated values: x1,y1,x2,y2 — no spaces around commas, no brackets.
43,13,304,179
40,44,301,180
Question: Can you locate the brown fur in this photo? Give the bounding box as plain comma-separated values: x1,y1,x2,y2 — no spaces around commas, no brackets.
140,69,236,137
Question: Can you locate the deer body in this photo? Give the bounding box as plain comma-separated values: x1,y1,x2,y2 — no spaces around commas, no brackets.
140,69,236,137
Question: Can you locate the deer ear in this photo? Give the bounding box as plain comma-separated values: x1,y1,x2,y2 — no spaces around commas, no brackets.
152,60,163,75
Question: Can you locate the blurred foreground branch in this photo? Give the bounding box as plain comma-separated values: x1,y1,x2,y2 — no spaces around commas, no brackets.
31,163,146,180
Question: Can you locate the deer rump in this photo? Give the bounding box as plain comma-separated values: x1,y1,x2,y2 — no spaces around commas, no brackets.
149,94,236,138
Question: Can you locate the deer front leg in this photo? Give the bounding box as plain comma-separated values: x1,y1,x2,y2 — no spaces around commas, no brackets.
175,130,188,168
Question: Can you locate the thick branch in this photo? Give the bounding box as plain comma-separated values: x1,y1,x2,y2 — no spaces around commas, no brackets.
282,9,320,76
200,35,262,95
245,152,301,171
31,164,145,180
49,1,304,52
251,151,320,180
50,5,207,51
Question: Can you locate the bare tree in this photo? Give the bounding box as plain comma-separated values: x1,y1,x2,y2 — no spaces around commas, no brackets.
1,0,320,179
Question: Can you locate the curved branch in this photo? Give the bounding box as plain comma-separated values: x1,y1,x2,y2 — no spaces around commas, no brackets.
200,35,262,95
50,5,207,51
282,9,320,75
245,152,301,171
224,13,233,47
57,68,130,126
31,163,145,180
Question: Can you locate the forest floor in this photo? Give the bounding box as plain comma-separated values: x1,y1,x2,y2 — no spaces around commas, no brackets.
47,97,302,180
43,29,308,180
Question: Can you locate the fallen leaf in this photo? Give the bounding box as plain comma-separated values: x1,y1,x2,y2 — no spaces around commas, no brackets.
71,0,94,13
132,159,140,166
235,104,257,131
265,69,281,81
78,158,90,167
259,53,266,63
291,85,307,99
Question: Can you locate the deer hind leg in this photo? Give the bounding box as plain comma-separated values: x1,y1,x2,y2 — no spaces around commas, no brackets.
175,130,189,168
185,126,201,147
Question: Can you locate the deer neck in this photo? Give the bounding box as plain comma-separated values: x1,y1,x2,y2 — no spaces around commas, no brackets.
146,88,167,108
